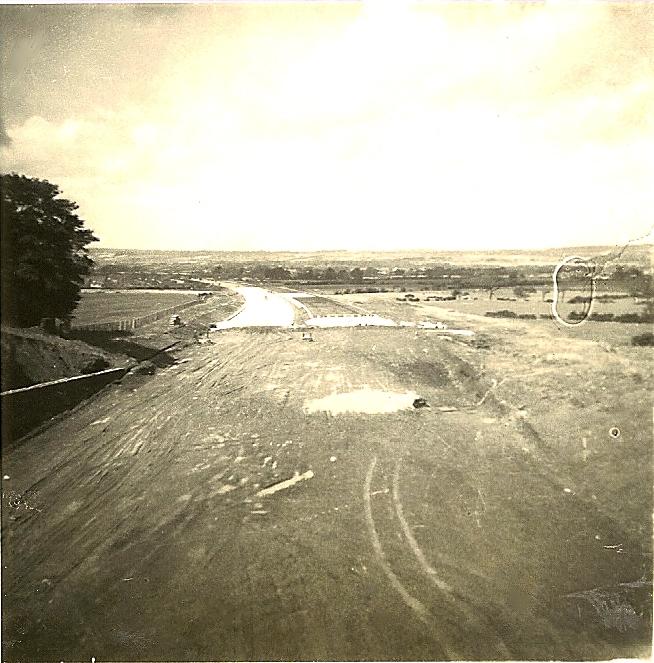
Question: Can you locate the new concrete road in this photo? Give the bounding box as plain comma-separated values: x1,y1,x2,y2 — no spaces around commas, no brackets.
212,286,299,329
2,292,651,661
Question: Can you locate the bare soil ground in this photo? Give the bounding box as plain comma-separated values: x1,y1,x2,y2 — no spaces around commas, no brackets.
0,326,125,391
2,297,651,660
341,291,653,535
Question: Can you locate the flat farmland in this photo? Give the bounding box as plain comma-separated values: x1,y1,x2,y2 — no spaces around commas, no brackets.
72,289,201,325
340,289,649,347
349,287,640,315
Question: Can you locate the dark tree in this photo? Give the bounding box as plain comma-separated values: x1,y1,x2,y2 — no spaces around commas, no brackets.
265,266,291,280
336,269,350,283
1,173,98,327
321,267,337,282
298,267,315,281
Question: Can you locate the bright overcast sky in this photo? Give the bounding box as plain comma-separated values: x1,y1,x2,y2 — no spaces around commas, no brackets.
1,2,653,251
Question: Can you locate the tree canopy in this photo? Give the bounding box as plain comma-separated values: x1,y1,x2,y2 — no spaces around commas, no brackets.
1,173,98,327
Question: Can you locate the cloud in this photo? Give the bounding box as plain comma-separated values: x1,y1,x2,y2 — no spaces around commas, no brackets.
1,3,652,250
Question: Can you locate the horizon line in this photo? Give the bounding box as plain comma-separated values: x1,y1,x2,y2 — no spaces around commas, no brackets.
90,242,653,254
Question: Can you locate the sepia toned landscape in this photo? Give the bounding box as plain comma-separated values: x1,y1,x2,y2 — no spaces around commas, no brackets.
2,244,652,660
2,2,653,662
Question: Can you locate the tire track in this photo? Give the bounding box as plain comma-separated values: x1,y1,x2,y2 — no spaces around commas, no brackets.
363,456,431,626
391,458,512,659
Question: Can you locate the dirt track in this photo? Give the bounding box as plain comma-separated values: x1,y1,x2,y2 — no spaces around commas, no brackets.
2,294,652,660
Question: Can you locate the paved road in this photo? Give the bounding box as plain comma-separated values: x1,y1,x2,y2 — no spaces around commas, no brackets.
215,285,405,330
212,286,299,329
2,297,651,660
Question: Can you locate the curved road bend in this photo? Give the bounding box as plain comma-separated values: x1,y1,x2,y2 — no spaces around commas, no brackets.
212,286,303,329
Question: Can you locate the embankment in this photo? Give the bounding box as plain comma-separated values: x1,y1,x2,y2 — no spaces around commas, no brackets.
1,367,129,442
1,326,121,391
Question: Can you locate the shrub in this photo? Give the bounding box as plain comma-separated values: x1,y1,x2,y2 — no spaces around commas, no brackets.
597,293,630,300
485,309,517,318
590,312,615,322
517,313,537,319
566,311,654,324
568,295,591,304
615,313,644,323
632,332,654,346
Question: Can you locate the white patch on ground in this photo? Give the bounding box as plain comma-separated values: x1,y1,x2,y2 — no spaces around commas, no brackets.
212,484,236,496
256,470,314,497
304,389,420,415
306,315,396,328
424,329,475,336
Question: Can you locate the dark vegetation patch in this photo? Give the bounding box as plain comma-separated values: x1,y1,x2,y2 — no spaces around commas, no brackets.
485,309,518,318
632,332,654,347
568,312,654,323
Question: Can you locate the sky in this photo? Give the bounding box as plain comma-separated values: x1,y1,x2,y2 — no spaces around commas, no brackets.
1,1,653,251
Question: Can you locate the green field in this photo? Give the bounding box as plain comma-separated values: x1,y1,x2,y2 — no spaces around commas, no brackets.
73,290,200,325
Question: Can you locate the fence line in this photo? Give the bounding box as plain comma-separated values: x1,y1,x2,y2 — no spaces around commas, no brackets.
71,295,213,332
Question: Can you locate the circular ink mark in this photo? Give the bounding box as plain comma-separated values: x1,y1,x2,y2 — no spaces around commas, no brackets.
551,256,597,327
609,427,620,439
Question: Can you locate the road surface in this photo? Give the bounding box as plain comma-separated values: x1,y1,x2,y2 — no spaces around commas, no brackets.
2,292,651,661
211,286,299,329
